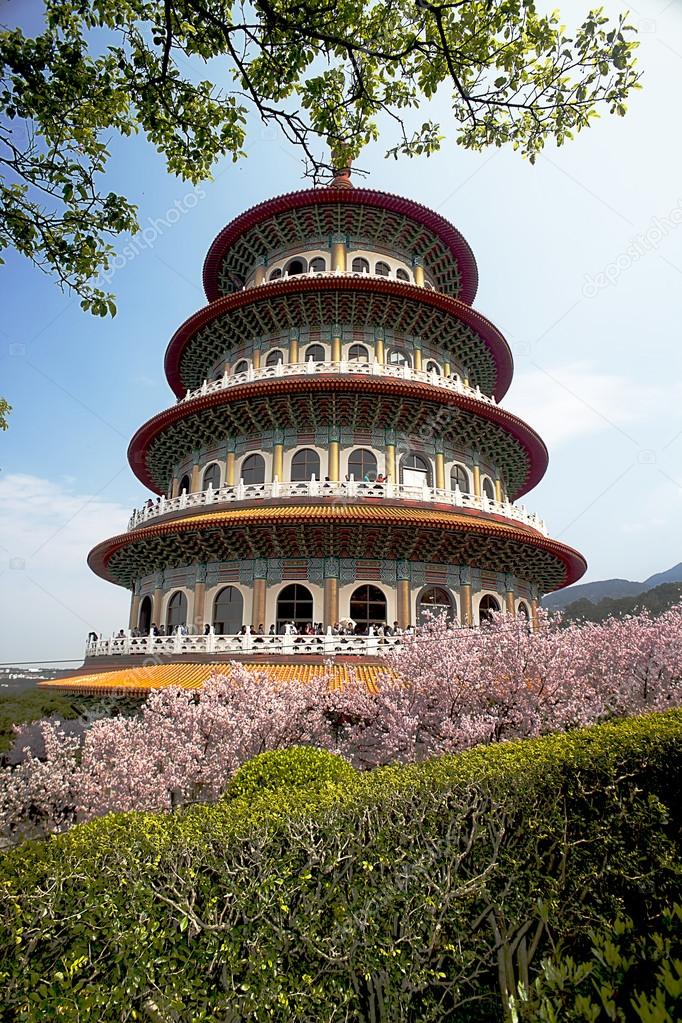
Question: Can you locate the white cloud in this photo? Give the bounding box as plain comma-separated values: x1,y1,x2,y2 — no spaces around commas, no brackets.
504,362,664,447
0,474,131,665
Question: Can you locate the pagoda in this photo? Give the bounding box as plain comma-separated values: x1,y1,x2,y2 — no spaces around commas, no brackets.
63,172,586,690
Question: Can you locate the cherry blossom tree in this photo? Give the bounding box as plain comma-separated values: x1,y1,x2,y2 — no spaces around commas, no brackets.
1,606,681,845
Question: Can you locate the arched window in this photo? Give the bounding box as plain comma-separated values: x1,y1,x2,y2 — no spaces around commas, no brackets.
305,344,325,363
277,584,313,632
309,257,326,273
347,448,378,482
291,448,320,481
387,348,411,367
202,462,221,490
352,257,369,274
348,344,369,361
517,601,530,620
265,349,284,367
138,595,152,635
425,360,441,375
240,453,266,485
269,267,282,281
396,268,410,282
285,257,306,276
482,477,496,501
350,585,387,632
450,464,471,494
213,586,243,635
479,594,500,625
179,474,191,495
401,453,431,487
375,261,390,276
417,587,454,624
233,359,248,375
166,591,188,631
424,281,434,290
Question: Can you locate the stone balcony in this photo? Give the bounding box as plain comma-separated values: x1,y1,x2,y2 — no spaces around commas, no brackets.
86,631,403,659
127,479,548,534
180,359,498,406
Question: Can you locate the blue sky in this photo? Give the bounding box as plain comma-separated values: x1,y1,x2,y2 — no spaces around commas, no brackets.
2,0,682,665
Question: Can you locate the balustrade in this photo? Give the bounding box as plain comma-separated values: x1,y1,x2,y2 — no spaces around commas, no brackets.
128,479,548,535
85,631,403,659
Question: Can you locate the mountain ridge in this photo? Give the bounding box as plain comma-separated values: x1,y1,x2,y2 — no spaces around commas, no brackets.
543,562,682,610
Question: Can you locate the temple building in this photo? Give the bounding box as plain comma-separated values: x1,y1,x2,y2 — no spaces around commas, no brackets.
48,173,586,692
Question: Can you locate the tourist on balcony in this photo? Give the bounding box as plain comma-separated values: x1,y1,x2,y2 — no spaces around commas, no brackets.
269,624,275,635
203,623,211,636
150,623,159,636
158,624,165,636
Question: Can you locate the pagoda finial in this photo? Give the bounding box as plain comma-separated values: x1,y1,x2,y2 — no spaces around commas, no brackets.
329,160,353,189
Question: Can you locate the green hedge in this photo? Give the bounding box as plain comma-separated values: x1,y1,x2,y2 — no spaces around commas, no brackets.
0,712,681,1022
225,745,355,801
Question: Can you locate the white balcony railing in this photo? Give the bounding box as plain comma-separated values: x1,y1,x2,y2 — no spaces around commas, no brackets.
85,631,403,660
128,479,547,535
180,360,498,407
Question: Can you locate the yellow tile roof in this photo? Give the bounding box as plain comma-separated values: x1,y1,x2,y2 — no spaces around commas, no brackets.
38,660,390,696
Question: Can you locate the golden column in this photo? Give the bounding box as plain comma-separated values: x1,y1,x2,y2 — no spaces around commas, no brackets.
193,583,206,632
252,346,261,370
225,451,236,486
328,440,340,480
397,579,411,629
170,476,179,499
530,598,540,631
152,585,163,628
443,360,451,377
252,578,267,629
374,332,385,364
324,578,339,629
288,329,299,364
190,460,201,493
495,470,503,503
272,431,284,481
128,593,141,630
413,340,423,372
331,324,342,364
331,233,347,272
254,265,266,286
435,451,445,491
504,576,516,617
472,461,481,498
412,256,425,287
459,571,473,626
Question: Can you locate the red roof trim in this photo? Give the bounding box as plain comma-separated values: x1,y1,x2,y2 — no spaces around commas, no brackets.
88,508,587,591
128,373,548,498
202,187,479,304
164,275,513,399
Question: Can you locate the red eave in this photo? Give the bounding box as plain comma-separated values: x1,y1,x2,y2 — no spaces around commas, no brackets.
127,373,548,499
201,187,479,304
163,276,513,399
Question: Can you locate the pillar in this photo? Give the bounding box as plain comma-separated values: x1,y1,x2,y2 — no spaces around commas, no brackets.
225,451,236,486
272,442,284,481
152,586,163,629
472,463,481,498
331,325,342,364
495,473,503,503
443,360,451,377
331,233,347,272
374,331,385,364
128,592,141,630
289,329,299,364
252,578,267,630
463,367,470,388
397,579,411,630
460,582,473,626
413,340,423,372
530,598,540,631
505,590,515,616
329,440,340,481
412,257,425,287
254,265,266,286
386,443,396,483
435,451,445,491
252,346,261,370
193,582,206,633
170,477,179,499
190,461,201,493
324,578,339,629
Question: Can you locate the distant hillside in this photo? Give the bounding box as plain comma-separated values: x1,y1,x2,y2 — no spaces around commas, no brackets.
543,562,682,611
560,581,682,624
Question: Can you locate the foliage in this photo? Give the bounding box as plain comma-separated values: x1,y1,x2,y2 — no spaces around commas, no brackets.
563,581,682,624
0,712,680,1021
1,0,640,310
0,397,10,430
1,604,682,844
519,903,682,1022
0,688,78,755
226,744,356,802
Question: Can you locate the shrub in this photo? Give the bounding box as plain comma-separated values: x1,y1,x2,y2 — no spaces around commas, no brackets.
0,690,79,756
0,712,680,1022
225,745,356,801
